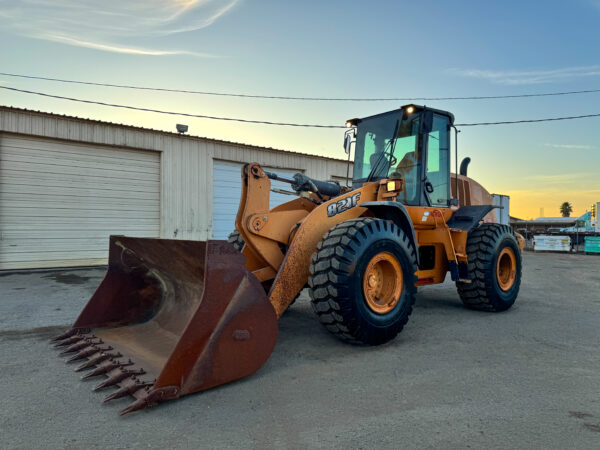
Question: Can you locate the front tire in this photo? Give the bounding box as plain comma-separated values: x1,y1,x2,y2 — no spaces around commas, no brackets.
457,224,522,312
308,218,417,345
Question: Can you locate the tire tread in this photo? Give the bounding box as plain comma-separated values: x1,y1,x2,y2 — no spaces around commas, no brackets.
308,218,417,345
456,223,521,312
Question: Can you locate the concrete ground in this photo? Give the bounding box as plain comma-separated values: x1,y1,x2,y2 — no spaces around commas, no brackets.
1,252,599,449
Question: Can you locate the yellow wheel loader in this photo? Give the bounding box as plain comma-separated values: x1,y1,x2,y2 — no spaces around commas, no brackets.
53,105,522,414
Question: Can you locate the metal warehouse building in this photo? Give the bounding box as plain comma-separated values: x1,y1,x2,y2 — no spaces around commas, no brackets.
0,107,351,270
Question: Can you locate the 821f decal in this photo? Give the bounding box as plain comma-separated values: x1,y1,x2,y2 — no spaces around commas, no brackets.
327,192,361,217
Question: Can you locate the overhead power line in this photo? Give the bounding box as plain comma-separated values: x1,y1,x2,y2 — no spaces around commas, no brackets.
1,85,600,128
0,86,344,128
456,114,600,126
1,71,600,102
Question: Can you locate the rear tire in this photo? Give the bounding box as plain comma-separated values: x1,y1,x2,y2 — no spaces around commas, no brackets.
308,218,417,345
457,224,522,312
227,231,245,251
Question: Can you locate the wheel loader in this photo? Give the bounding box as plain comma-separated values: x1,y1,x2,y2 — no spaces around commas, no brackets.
52,104,522,415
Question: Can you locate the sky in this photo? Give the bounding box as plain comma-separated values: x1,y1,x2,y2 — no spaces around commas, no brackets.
1,0,599,219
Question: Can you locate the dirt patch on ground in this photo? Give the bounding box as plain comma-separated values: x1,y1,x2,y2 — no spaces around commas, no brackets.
0,326,67,341
42,272,91,285
569,411,593,419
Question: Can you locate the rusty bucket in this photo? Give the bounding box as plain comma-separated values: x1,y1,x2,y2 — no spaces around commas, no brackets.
52,236,278,415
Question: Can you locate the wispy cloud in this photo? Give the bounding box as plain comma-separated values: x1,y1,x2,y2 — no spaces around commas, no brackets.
447,66,600,85
163,1,241,35
42,34,213,57
0,0,239,56
543,143,595,150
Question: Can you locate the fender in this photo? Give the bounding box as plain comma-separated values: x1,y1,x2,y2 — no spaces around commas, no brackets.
446,205,498,231
361,201,420,267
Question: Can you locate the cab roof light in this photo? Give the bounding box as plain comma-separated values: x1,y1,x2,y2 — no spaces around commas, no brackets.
345,118,361,128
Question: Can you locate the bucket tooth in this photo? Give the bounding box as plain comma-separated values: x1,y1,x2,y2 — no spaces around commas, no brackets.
52,329,76,342
81,360,131,380
94,369,145,391
59,339,96,355
119,397,150,416
103,382,153,403
118,386,179,416
75,352,121,372
59,342,87,355
66,346,97,362
67,345,112,363
54,335,84,348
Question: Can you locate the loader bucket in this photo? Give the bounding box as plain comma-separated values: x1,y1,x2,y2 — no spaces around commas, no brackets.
52,236,278,415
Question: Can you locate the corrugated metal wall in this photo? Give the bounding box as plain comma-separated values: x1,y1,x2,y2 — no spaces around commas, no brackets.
0,134,160,269
0,107,352,250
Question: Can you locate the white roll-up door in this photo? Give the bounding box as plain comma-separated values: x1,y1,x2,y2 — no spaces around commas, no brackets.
0,135,160,270
212,160,300,239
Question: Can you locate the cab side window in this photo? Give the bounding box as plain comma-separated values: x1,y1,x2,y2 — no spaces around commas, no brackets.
426,115,450,206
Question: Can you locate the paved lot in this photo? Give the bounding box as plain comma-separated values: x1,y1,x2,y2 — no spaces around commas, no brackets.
1,252,599,449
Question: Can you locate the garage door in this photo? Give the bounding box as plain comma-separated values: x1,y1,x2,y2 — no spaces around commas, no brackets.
0,135,160,270
212,160,300,239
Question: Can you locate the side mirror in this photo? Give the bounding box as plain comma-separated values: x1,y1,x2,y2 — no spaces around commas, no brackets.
343,132,352,155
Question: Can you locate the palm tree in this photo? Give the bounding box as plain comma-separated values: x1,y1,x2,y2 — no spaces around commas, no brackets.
560,202,573,217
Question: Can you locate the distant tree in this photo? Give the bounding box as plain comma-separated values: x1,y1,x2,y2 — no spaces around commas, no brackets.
560,202,573,217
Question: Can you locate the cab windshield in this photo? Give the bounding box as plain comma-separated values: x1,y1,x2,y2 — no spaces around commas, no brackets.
352,111,421,204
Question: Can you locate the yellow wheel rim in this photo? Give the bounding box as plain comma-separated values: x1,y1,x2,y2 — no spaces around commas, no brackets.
496,247,517,291
362,252,403,314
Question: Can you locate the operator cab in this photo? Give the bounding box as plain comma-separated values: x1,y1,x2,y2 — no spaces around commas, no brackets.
346,105,454,207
